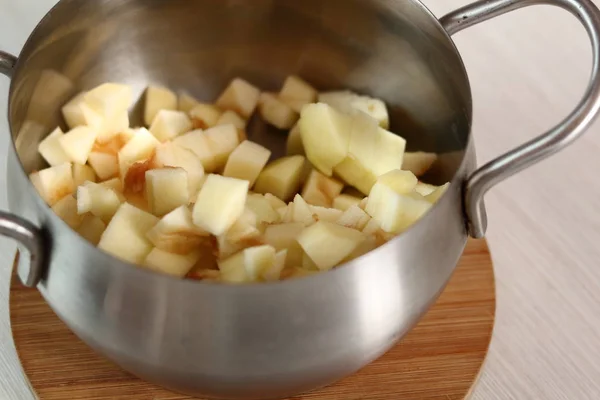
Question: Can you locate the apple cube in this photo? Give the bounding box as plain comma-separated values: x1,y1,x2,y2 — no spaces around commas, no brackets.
224,208,260,244
299,103,351,176
52,195,84,229
319,90,389,129
377,169,418,194
309,205,343,223
262,249,288,281
204,124,240,170
245,193,280,224
254,155,306,202
29,162,75,206
286,124,305,156
216,110,247,130
297,221,365,271
100,177,124,193
146,168,190,216
83,83,132,117
72,163,97,187
415,182,438,196
88,152,119,180
425,182,450,204
333,194,362,211
192,174,249,235
98,203,159,264
292,194,317,226
302,252,320,271
223,140,271,187
118,127,160,178
336,205,371,230
344,235,378,262
173,130,217,172
189,103,222,129
301,169,343,207
263,193,286,210
402,151,438,177
144,86,177,126
178,92,200,113
215,78,260,118
77,181,123,223
152,142,205,200
146,206,208,254
58,126,98,165
76,214,106,245
279,75,318,111
264,222,304,251
143,248,201,278
61,92,87,129
258,92,298,130
219,245,276,283
81,106,130,144
38,127,70,167
149,110,192,142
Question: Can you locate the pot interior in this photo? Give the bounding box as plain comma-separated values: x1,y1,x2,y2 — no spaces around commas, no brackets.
8,0,471,185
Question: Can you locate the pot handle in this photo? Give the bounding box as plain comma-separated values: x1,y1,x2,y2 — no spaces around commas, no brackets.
440,0,600,238
0,50,46,287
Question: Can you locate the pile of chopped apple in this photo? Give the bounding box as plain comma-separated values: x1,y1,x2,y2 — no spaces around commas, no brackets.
29,75,447,283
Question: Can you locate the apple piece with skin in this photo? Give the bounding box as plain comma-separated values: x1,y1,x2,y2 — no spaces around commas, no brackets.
192,174,249,236
77,181,123,223
279,75,318,112
286,124,304,156
88,152,119,180
61,92,87,129
262,249,287,281
297,221,365,271
402,151,438,177
189,103,222,129
38,127,70,167
204,124,240,170
149,110,192,142
152,142,205,201
30,162,75,206
258,92,299,130
301,169,343,207
223,140,271,187
215,78,261,118
77,214,106,245
118,127,160,179
173,130,217,173
52,195,84,229
245,193,280,225
219,245,276,283
336,205,371,231
309,205,343,223
58,126,98,165
333,194,362,211
425,182,450,204
72,164,97,187
146,206,208,254
216,110,247,130
146,168,190,216
254,155,306,202
299,103,351,176
318,90,389,129
143,248,201,278
98,203,159,264
144,86,177,126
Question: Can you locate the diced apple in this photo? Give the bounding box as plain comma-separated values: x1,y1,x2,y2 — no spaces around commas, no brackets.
377,169,418,194
301,169,343,207
286,124,304,156
173,130,217,172
152,142,205,200
309,205,343,223
336,205,371,230
215,78,260,118
299,103,351,176
144,86,177,126
82,107,129,144
262,249,287,281
344,235,378,262
178,92,200,113
216,110,247,130
292,194,316,226
402,151,437,177
143,248,201,278
204,124,240,170
58,126,98,165
245,193,280,224
216,233,260,260
77,214,106,245
279,75,318,112
263,222,304,251
280,203,295,223
38,127,70,167
84,83,132,117
61,92,87,129
72,163,97,187
192,174,249,235
189,103,222,129
297,221,365,271
223,140,271,187
219,245,276,283
30,162,75,206
88,152,119,180
263,193,286,210
302,252,320,271
52,195,84,229
359,197,368,210
146,168,190,216
98,203,159,264
77,181,123,223
224,208,261,244
258,92,298,130
100,177,124,192
254,155,305,202
149,110,192,142
319,90,389,129
146,206,208,254
425,182,450,204
415,182,437,196
333,194,362,211
118,127,160,178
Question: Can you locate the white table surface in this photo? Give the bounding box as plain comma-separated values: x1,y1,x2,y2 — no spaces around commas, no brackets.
2,0,600,399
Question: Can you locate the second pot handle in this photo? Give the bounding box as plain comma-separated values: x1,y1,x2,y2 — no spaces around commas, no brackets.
440,0,600,238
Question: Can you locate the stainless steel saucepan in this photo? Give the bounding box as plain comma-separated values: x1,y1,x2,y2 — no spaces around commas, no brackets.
1,0,599,398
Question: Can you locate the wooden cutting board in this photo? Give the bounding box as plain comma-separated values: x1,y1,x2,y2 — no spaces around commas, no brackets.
9,238,495,400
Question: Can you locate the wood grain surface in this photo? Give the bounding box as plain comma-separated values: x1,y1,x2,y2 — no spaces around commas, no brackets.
8,239,495,400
